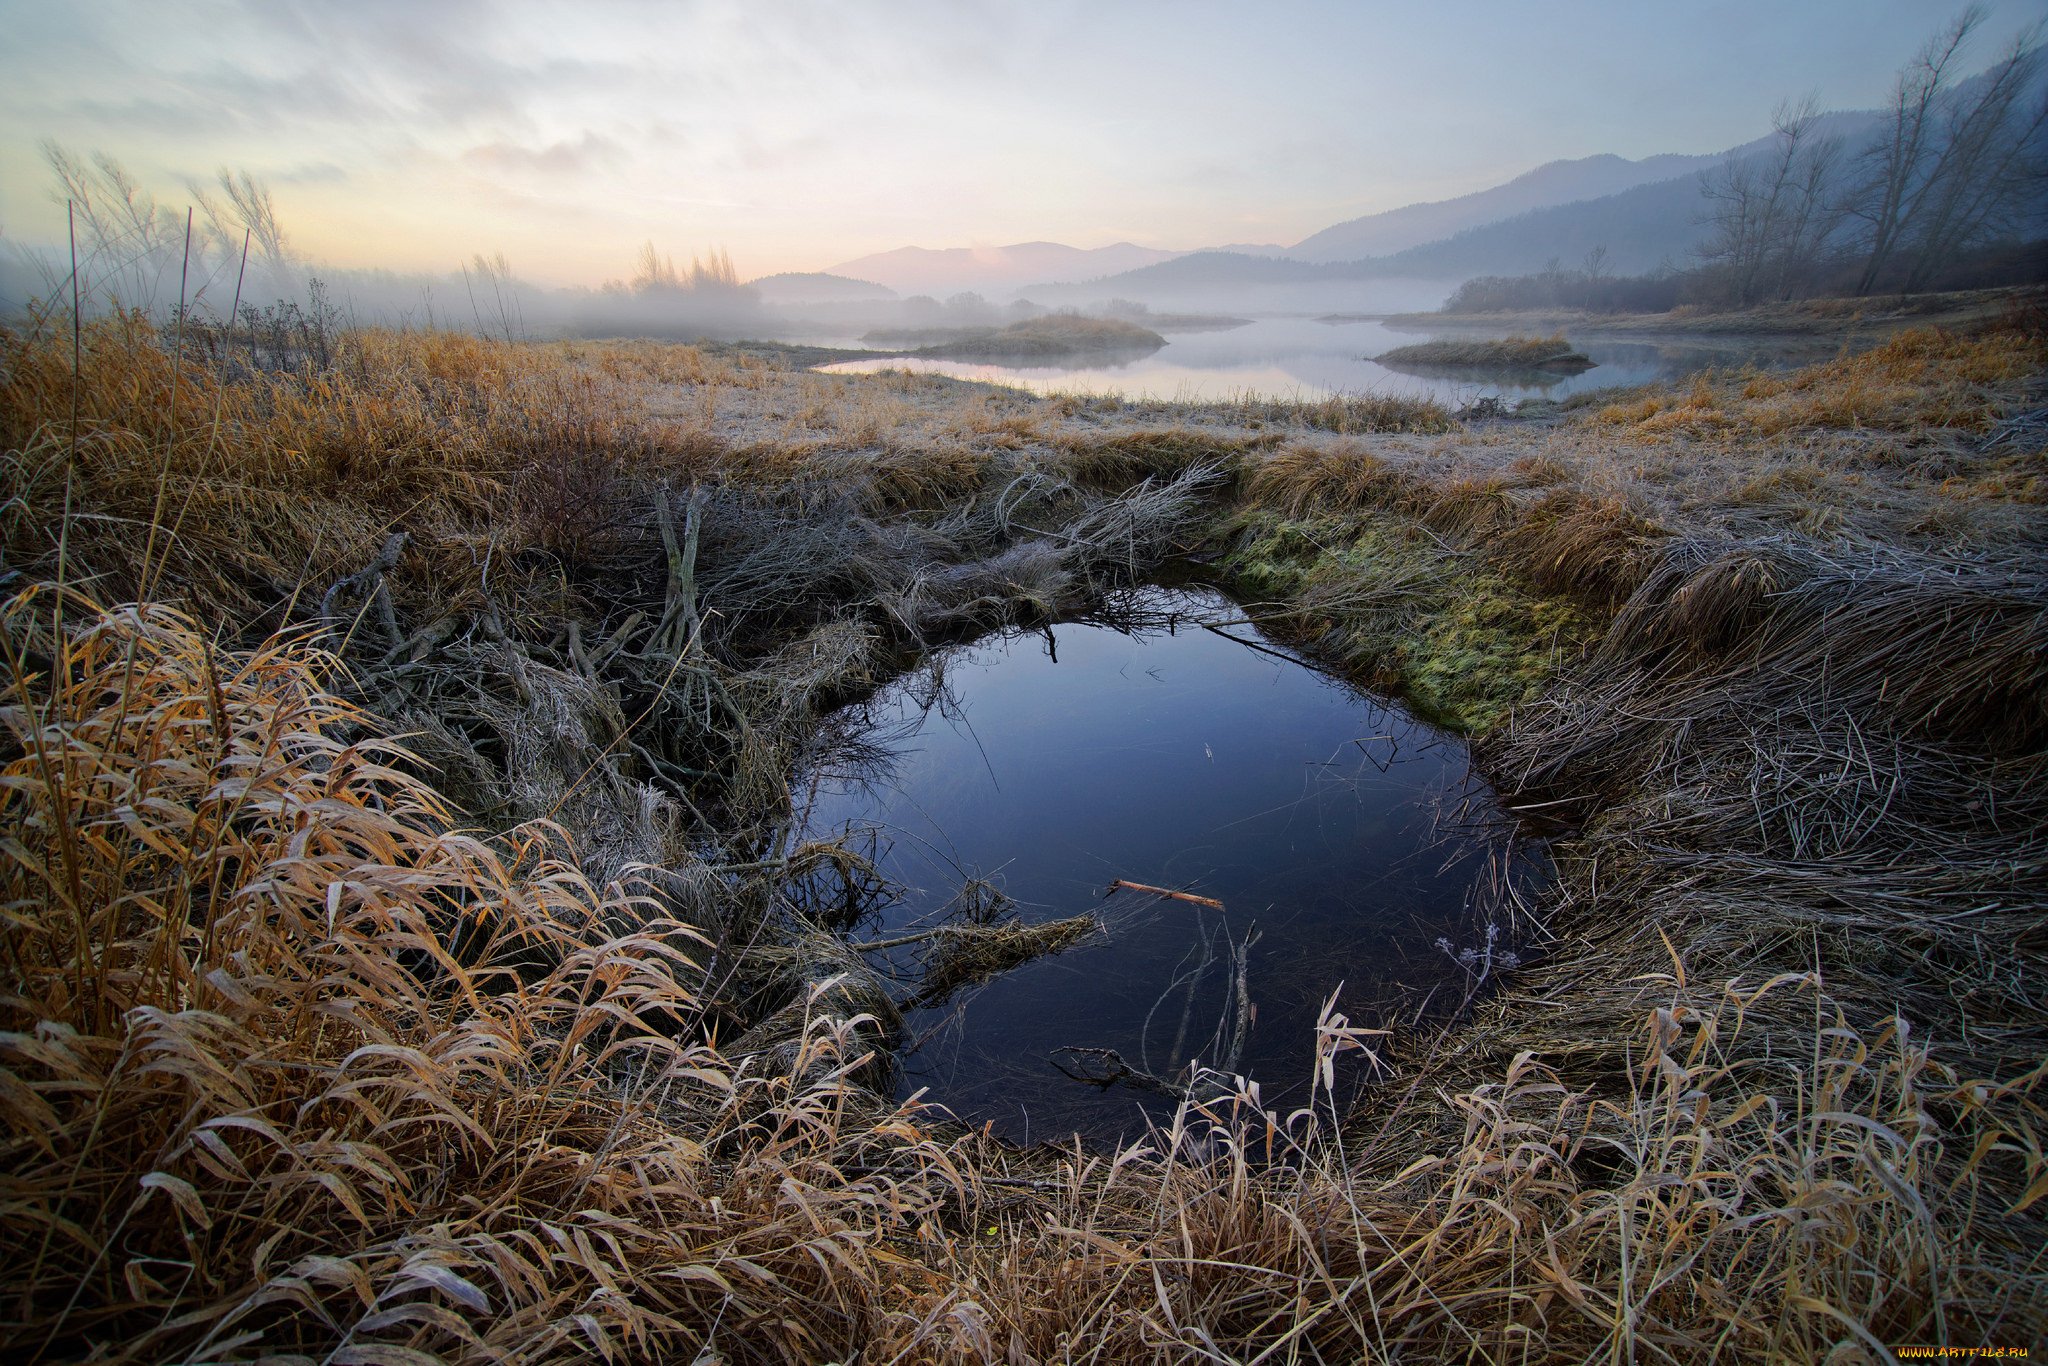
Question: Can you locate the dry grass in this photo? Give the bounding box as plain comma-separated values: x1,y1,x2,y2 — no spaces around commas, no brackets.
1503,488,1666,605
4,312,2046,1361
1594,327,2047,438
1244,440,1414,516
0,316,738,624
1377,332,1595,371
910,315,1167,361
0,585,979,1362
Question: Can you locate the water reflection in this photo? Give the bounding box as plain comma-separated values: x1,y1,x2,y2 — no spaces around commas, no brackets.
809,315,1833,406
799,586,1546,1141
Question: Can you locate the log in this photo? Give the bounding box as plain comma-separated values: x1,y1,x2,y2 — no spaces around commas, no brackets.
1107,879,1223,909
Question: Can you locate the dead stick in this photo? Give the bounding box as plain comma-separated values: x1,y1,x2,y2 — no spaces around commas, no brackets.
1108,879,1224,909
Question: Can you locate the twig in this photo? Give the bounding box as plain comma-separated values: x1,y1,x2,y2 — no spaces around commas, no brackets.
1107,878,1223,909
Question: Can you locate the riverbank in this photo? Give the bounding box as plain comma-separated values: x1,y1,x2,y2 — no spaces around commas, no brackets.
1385,281,2045,338
3,314,2042,1361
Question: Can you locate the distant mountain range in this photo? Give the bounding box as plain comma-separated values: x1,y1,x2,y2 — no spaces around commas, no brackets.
797,60,2034,307
1284,150,1723,264
814,141,1763,301
823,241,1180,298
1022,110,1915,303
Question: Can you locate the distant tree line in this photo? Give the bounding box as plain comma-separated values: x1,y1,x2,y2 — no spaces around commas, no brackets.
1442,252,1686,314
1446,7,2045,314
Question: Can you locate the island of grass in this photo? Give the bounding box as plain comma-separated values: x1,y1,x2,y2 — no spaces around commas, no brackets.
1376,332,1596,371
862,313,1167,361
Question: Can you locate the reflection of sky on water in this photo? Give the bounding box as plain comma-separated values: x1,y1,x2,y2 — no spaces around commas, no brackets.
800,587,1542,1142
807,315,1830,405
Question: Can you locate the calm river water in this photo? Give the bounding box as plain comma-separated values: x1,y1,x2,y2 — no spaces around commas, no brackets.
809,315,1827,406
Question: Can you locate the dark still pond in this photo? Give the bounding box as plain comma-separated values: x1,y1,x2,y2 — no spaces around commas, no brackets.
798,586,1544,1141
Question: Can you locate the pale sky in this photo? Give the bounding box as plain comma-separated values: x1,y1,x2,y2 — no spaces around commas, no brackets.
0,0,2038,285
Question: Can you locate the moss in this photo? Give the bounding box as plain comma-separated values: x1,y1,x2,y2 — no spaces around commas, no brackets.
1398,570,1592,730
1220,507,1596,733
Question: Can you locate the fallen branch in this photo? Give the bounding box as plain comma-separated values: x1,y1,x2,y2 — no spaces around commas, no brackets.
655,482,706,659
319,531,407,650
1108,878,1224,909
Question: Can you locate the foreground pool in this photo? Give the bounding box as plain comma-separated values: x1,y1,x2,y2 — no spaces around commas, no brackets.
800,585,1543,1139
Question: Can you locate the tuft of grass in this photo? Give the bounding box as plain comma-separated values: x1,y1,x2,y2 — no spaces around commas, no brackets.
0,583,981,1361
1377,332,1596,371
1222,509,1596,731
1049,426,1262,490
864,314,1167,360
1244,439,1413,516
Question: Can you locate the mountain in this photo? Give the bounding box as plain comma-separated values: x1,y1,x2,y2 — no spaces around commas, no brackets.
1033,108,1900,300
1313,108,1886,279
1024,178,1712,301
1286,151,1721,263
825,240,1183,297
746,272,896,304
1360,176,1711,278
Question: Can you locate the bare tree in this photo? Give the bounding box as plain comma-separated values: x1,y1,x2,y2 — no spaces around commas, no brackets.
1847,7,2047,294
1895,31,2047,290
1765,103,1846,298
201,169,292,269
40,143,301,317
43,142,186,309
1697,98,1845,303
464,251,525,340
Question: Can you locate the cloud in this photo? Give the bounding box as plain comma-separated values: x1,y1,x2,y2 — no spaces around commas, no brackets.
461,131,622,177
274,161,349,185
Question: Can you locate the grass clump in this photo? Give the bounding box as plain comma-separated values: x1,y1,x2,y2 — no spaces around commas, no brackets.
862,314,1167,361
0,585,969,1361
1223,509,1596,731
1377,332,1595,371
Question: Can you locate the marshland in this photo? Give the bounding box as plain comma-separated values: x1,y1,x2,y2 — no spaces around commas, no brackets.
5,5,2048,1364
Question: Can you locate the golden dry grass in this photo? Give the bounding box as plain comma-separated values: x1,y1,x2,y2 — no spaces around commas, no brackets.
1594,327,2047,438
0,585,988,1361
4,601,2036,1361
4,314,2045,1362
1378,332,1594,370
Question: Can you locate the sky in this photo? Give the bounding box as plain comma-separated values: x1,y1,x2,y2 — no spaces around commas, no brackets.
0,0,2039,286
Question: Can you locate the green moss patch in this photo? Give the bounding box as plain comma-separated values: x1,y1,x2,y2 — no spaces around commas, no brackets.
1221,508,1596,732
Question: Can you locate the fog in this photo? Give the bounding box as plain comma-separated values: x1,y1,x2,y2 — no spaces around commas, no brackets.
4,3,2039,358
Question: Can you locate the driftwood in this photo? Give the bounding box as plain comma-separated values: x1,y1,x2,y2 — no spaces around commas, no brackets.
1107,878,1224,909
655,482,706,658
319,531,407,650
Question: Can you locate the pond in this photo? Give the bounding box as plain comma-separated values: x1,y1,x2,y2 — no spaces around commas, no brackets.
808,314,1831,407
798,585,1546,1141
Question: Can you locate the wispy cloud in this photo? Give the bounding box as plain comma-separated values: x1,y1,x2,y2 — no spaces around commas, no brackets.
461,131,622,177
0,0,2039,281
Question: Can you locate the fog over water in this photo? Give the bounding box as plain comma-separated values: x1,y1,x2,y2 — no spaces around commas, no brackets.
808,315,1833,406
